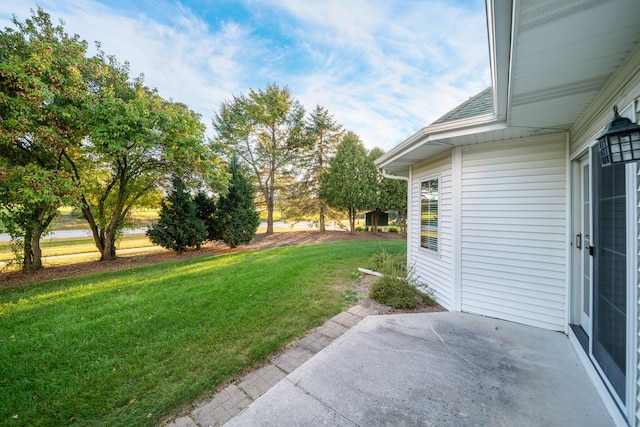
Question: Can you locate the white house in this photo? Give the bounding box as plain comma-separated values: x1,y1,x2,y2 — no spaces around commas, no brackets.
376,1,640,425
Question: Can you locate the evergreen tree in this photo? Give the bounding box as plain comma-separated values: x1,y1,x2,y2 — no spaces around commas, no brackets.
367,148,408,234
213,158,260,248
284,105,342,230
193,191,217,241
320,132,376,233
146,176,206,253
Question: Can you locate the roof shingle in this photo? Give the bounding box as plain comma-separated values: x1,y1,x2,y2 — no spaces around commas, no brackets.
431,87,493,125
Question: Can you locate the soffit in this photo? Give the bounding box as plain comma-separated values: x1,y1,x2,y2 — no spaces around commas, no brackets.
508,0,640,131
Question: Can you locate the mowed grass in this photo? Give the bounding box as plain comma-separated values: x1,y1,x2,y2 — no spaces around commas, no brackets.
0,239,405,426
0,234,157,263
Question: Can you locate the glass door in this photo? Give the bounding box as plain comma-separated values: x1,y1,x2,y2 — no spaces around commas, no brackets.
591,146,627,403
579,156,592,335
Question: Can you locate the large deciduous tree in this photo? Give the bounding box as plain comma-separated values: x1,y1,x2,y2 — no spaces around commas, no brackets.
320,132,376,234
0,8,88,270
65,54,224,261
213,83,309,235
284,105,342,231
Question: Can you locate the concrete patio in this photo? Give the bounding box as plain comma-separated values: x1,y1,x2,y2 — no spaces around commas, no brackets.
223,311,614,426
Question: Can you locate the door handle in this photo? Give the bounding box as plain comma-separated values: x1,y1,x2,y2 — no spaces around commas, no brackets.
589,246,595,256
576,233,582,249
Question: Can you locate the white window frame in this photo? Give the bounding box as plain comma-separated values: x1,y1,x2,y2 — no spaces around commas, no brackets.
419,175,441,255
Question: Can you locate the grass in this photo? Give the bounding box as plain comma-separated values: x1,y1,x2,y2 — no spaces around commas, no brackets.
368,249,435,309
0,234,157,263
0,239,405,426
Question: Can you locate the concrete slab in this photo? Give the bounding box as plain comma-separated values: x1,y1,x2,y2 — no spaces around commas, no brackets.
225,312,614,426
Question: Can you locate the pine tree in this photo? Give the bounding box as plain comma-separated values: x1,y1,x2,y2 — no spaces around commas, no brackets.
284,105,342,230
146,176,206,253
367,147,408,234
213,158,260,248
193,191,217,241
320,132,377,233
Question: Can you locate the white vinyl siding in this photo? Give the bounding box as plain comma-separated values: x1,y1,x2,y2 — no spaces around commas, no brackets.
410,152,454,309
459,134,567,330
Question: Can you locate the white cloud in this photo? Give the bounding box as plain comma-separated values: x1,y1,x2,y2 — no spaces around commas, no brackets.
0,0,490,151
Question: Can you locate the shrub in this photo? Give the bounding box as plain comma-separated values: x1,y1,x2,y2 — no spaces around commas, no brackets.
387,226,399,233
355,226,365,232
147,176,207,253
368,250,435,309
193,192,217,242
211,157,260,248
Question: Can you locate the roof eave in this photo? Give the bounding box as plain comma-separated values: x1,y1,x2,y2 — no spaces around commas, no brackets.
376,113,502,169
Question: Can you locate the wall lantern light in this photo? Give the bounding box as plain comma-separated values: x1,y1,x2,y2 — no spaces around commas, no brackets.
598,105,640,166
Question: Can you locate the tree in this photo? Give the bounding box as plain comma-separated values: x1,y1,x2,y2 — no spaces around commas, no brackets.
64,53,225,261
367,148,408,234
193,191,217,242
212,157,260,248
320,132,377,233
146,176,206,253
213,83,309,235
284,105,342,231
0,8,88,270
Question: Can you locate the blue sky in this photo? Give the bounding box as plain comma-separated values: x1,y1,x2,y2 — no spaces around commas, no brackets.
1,0,490,151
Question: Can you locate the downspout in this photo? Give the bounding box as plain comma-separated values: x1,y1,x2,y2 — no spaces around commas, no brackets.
382,168,412,272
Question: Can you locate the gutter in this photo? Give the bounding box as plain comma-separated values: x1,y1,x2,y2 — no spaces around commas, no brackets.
381,170,409,181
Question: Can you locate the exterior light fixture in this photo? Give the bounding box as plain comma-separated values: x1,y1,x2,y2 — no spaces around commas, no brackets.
597,105,640,166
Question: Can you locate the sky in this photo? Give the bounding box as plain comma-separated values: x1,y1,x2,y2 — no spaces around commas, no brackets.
0,0,490,151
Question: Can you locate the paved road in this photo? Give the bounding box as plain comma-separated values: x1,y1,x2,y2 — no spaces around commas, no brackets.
0,221,333,242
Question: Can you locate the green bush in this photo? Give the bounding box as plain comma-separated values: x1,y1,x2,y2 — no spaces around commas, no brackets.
368,250,435,309
211,157,260,248
147,176,207,253
355,226,366,232
387,226,399,233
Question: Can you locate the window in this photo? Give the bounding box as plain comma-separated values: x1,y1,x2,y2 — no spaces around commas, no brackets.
420,177,439,252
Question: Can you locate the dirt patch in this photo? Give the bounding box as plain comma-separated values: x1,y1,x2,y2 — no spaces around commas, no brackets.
0,231,403,288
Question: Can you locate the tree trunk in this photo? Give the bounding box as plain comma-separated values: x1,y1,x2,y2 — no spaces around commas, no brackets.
371,210,380,235
319,203,326,232
81,202,106,259
349,208,356,234
399,209,407,237
266,168,275,235
22,227,37,271
22,208,53,271
29,223,44,270
101,227,118,261
266,195,274,235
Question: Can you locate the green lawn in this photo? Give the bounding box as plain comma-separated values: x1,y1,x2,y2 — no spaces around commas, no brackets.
0,234,157,263
0,239,404,426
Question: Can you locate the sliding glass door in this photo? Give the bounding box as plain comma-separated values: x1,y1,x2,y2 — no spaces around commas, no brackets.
591,146,627,402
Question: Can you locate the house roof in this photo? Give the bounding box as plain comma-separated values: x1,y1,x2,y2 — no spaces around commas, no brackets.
431,87,493,126
377,0,640,177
